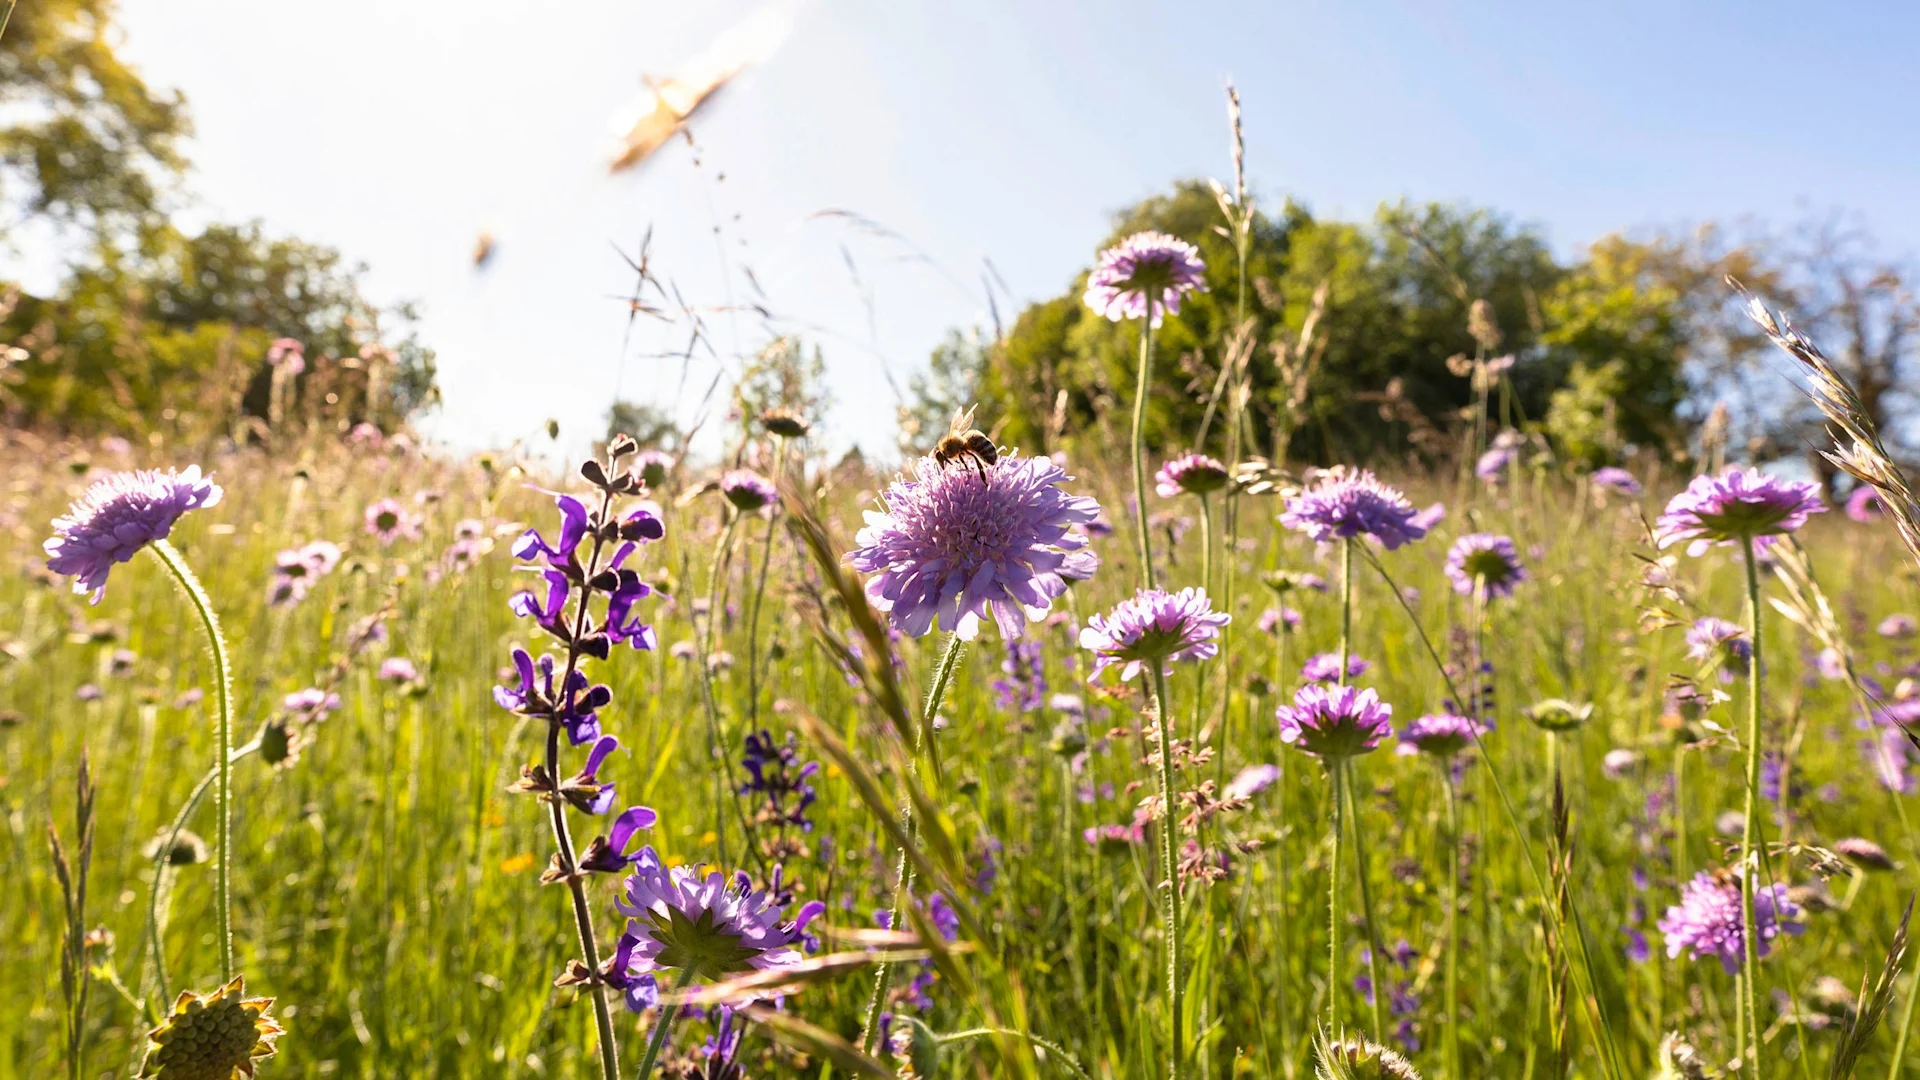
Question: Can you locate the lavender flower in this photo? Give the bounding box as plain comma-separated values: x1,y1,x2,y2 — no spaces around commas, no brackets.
1155,452,1231,498
1396,712,1487,760
1082,231,1207,325
610,846,826,1009
1655,467,1825,555
1279,468,1429,550
849,454,1100,639
1846,485,1884,522
719,469,777,512
1590,466,1643,495
1657,869,1804,974
1443,533,1527,599
1276,684,1394,760
44,465,223,602
1079,587,1230,681
1302,652,1370,684
1685,617,1751,678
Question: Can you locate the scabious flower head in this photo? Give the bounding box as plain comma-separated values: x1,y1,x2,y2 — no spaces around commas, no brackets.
1444,533,1527,599
1878,613,1917,639
44,466,223,603
378,657,418,684
138,976,282,1079
850,454,1100,639
1474,446,1514,482
283,688,340,717
1655,467,1824,554
1155,452,1230,498
1279,467,1428,550
1590,466,1643,496
1084,820,1146,855
1079,587,1230,681
1314,1035,1424,1080
1277,684,1394,760
1397,712,1487,760
1846,485,1884,522
363,498,421,545
1685,617,1750,678
1258,606,1302,635
610,846,826,1009
1082,230,1207,325
1657,869,1805,974
1225,763,1281,799
1835,837,1895,871
720,469,777,512
1301,652,1369,683
1602,748,1643,779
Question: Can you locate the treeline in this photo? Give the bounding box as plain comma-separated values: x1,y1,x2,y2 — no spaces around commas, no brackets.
905,182,1917,478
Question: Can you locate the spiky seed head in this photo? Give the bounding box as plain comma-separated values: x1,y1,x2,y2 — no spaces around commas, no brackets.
139,977,282,1079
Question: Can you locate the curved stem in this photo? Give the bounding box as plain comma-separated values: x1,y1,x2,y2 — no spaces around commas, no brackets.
634,968,698,1078
860,633,966,1054
1151,666,1185,1079
1327,760,1345,1035
1131,300,1159,591
144,736,262,1010
147,539,235,980
1740,538,1766,1080
1344,759,1384,1045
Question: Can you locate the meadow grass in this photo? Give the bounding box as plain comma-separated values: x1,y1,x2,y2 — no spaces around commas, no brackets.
4,433,1919,1079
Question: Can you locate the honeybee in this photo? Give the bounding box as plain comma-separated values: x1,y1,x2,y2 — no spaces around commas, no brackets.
931,406,999,482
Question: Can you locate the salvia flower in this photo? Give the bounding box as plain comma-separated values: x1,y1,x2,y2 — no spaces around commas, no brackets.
1079,586,1230,681
1155,452,1231,498
719,469,777,512
45,465,223,602
1685,617,1751,678
1397,712,1488,759
1444,532,1527,599
740,729,819,833
1277,684,1394,760
850,453,1100,639
1083,230,1208,325
609,846,827,1009
1279,467,1429,550
1657,869,1805,974
363,498,422,545
1655,467,1825,555
138,976,282,1079
1302,652,1369,684
1590,466,1643,495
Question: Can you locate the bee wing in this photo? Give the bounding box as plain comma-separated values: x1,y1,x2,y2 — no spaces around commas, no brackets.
950,403,977,435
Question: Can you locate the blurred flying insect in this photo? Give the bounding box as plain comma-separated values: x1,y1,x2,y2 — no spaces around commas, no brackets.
931,406,999,483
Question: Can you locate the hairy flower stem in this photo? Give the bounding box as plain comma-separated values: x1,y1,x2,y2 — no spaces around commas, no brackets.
634,967,698,1079
1444,770,1463,1080
147,539,235,980
1337,540,1354,687
860,633,966,1055
1132,298,1160,591
546,488,622,1080
1151,665,1186,1079
1327,759,1346,1035
1344,759,1385,1045
145,736,262,1009
1740,537,1766,1080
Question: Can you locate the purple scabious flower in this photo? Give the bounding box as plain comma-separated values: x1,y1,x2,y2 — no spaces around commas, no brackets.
44,466,223,602
1657,869,1805,975
1590,466,1643,496
1154,452,1231,498
609,847,826,1009
1878,613,1917,639
1079,586,1230,681
1224,763,1281,799
634,450,673,490
1279,467,1429,550
1846,485,1884,522
1835,837,1895,871
1257,606,1302,635
378,657,418,683
1867,726,1916,794
363,498,421,545
1276,684,1394,760
1084,820,1146,854
1397,712,1488,760
1655,467,1825,555
1082,231,1207,325
849,454,1100,640
720,469,777,512
1301,652,1369,684
1474,446,1515,483
1685,617,1751,678
1444,533,1527,599
283,688,341,717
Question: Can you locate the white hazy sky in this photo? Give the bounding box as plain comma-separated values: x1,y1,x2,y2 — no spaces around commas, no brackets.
56,0,1920,458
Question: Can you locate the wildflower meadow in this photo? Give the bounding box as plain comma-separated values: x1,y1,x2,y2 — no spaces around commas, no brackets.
9,7,1920,1079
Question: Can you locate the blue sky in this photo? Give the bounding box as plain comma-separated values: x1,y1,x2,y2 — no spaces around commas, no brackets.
75,0,1920,458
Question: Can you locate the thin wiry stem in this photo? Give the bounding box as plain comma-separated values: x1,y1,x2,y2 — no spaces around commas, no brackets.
1132,298,1160,592
634,967,698,1078
1327,759,1346,1035
1741,537,1767,1080
1345,758,1385,1045
147,539,235,980
1152,665,1186,1080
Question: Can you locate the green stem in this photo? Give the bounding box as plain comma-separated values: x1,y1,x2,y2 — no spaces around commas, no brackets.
147,539,235,980
936,1028,1095,1080
1338,539,1353,687
1741,537,1766,1080
144,738,262,1013
1889,967,1919,1080
861,633,966,1054
635,967,698,1078
1344,759,1385,1045
1445,770,1462,1080
1152,666,1186,1080
1131,299,1159,591
1328,761,1345,1035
